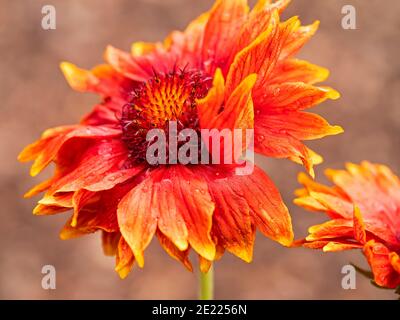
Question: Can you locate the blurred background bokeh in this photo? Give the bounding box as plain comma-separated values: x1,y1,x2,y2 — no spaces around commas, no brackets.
1,0,399,299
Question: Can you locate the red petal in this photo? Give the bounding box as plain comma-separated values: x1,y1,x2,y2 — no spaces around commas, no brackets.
363,241,400,288
203,164,293,247
104,46,154,82
48,140,142,194
166,11,210,69
202,166,256,262
202,0,249,75
225,10,280,96
19,125,121,176
226,0,275,70
81,100,122,126
61,182,135,239
165,166,216,260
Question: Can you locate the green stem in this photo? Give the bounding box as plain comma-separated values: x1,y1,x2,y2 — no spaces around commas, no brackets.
199,265,214,300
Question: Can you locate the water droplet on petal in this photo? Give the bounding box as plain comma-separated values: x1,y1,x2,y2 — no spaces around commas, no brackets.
273,88,281,96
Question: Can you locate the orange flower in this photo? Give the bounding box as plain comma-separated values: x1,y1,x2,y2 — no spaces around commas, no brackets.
295,161,400,289
19,0,341,278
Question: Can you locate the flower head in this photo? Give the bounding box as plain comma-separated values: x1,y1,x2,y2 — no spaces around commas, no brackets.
295,161,400,288
19,0,341,278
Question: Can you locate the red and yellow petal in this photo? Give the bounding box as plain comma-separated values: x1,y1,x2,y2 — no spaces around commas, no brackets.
81,101,122,126
270,59,329,85
363,240,400,288
61,182,136,241
253,126,319,177
165,166,216,261
306,219,354,242
206,164,293,247
46,139,142,194
117,172,160,268
228,1,276,66
353,206,367,244
197,68,226,129
104,45,154,82
156,231,193,272
296,171,341,197
118,166,216,267
24,176,59,198
115,236,135,279
279,20,320,61
256,112,343,141
390,252,400,274
60,62,99,92
202,0,249,75
60,62,133,98
19,125,121,176
165,11,210,69
296,190,354,219
155,178,190,252
203,166,256,262
322,241,363,252
225,10,280,96
254,83,340,113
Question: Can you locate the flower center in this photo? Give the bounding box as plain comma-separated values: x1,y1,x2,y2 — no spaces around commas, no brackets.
120,69,212,164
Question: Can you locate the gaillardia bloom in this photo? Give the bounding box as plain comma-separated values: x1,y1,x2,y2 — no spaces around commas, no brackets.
19,0,342,278
295,162,400,289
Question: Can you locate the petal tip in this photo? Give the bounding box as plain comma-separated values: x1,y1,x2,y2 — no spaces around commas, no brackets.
329,125,344,135
60,61,93,92
277,234,294,247
327,88,341,100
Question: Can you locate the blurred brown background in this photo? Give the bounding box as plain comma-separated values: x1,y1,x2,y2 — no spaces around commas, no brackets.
1,0,399,299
